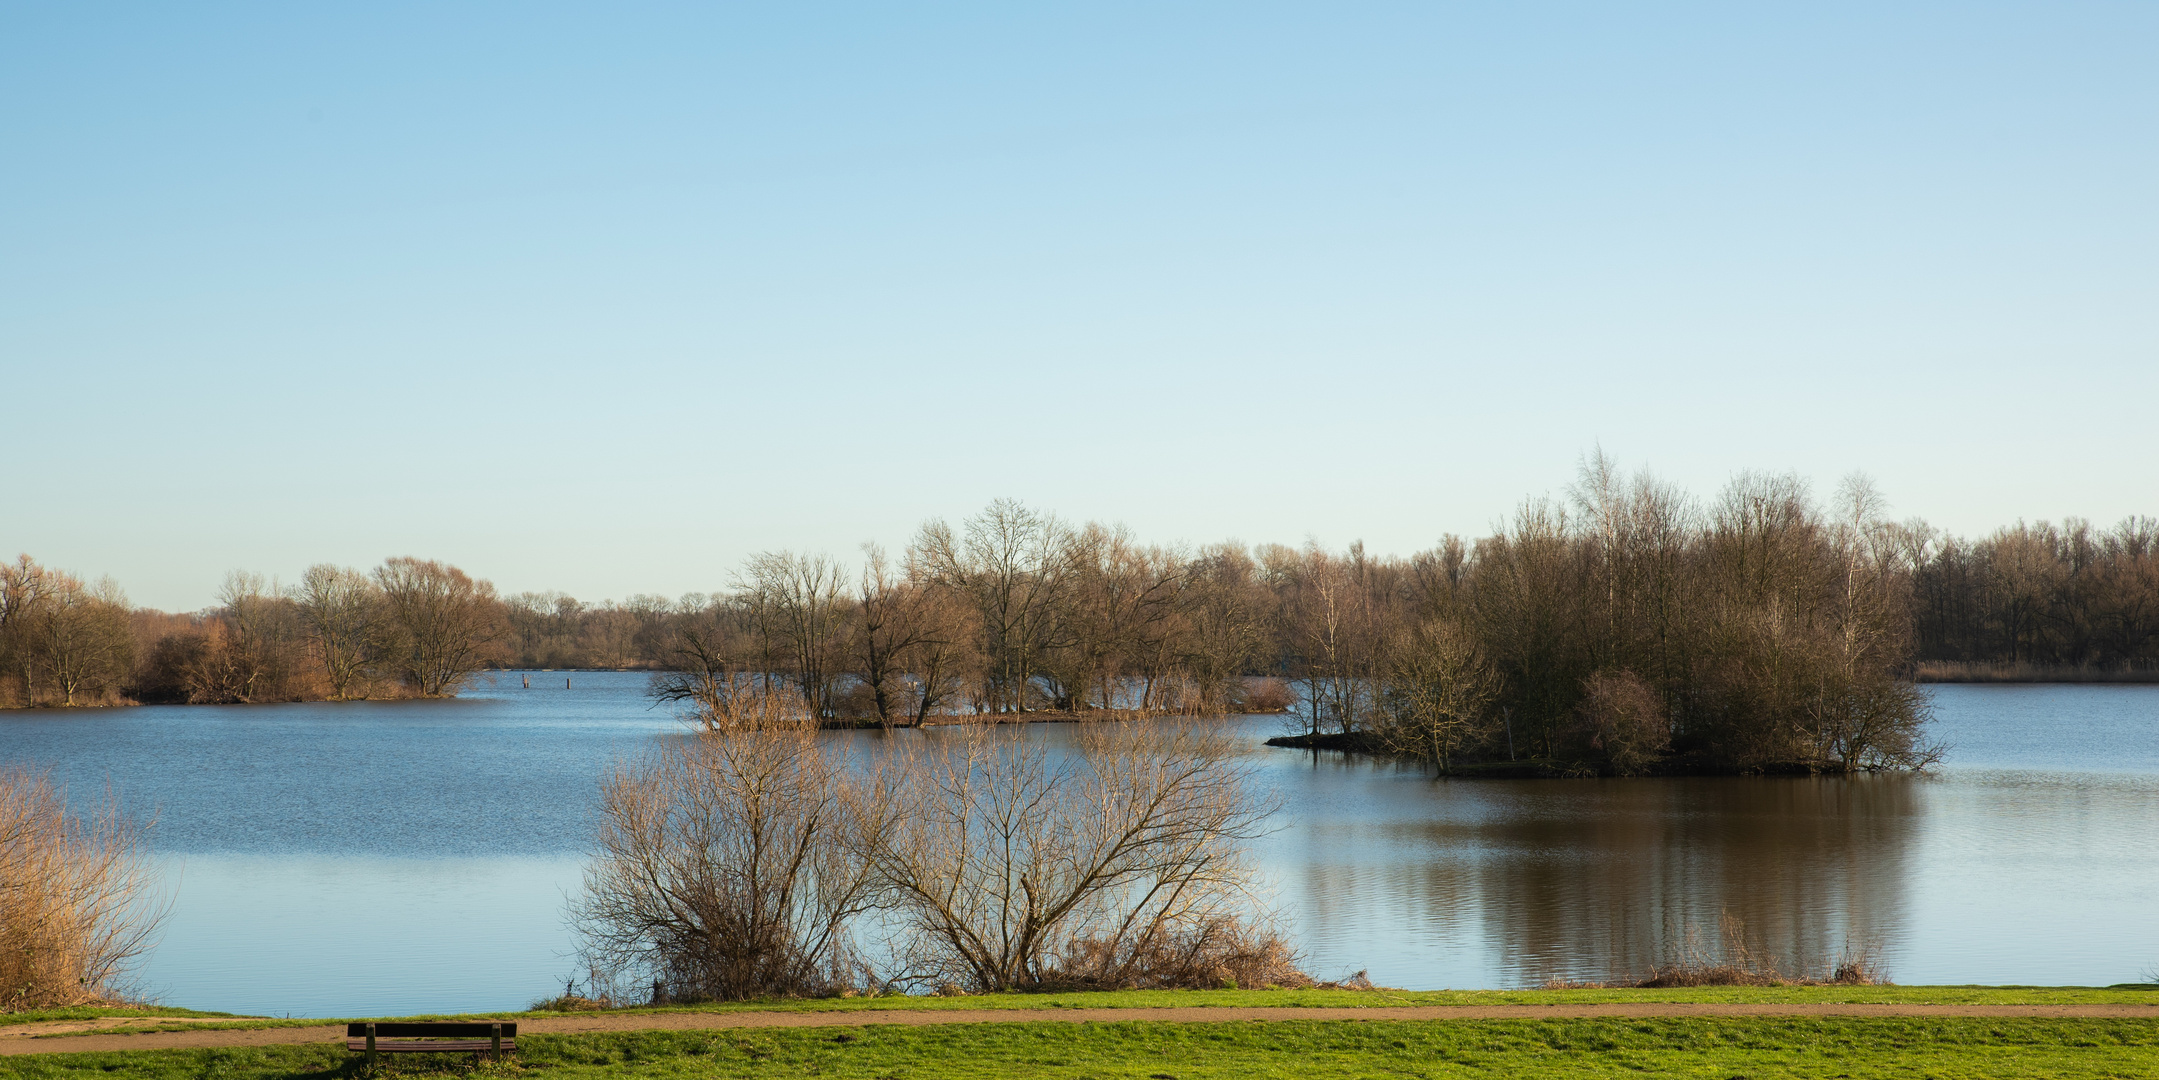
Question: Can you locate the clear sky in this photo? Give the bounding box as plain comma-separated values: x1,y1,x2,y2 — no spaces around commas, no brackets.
4,3,2155,611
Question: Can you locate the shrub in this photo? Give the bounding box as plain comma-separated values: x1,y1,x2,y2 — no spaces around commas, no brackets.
1241,678,1295,714
865,722,1284,993
1570,669,1669,775
0,768,164,1009
572,689,878,1002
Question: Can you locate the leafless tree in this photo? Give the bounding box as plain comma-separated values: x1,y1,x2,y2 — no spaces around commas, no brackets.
741,551,850,717
209,571,308,702
1568,670,1669,776
294,564,381,699
854,544,946,726
860,721,1279,992
579,605,641,669
916,501,1076,713
372,557,506,696
1378,618,1499,771
0,556,53,706
26,573,134,707
572,689,880,1001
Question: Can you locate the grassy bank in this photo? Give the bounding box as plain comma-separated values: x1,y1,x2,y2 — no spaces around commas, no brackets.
9,1016,2158,1079
16,985,2158,1036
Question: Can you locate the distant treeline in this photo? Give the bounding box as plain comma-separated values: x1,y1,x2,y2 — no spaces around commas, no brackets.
1911,517,2159,671
0,557,503,707
5,459,2153,775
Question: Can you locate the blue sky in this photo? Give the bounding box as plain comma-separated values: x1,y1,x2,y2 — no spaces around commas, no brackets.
4,3,2154,611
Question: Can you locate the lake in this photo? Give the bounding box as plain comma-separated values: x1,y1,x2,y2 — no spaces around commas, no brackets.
2,675,2155,1016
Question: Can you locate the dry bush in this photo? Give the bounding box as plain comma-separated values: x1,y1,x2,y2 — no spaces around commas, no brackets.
572,689,880,1002
1241,678,1295,714
526,992,617,1012
1053,915,1311,990
1570,669,1670,776
1636,914,1794,987
0,768,165,1010
1554,913,1891,989
861,721,1287,993
1828,943,1889,985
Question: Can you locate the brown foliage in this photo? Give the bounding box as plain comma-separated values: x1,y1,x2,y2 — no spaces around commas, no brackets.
1568,669,1669,775
1553,913,1891,989
1052,916,1311,991
1242,677,1294,713
0,768,165,1009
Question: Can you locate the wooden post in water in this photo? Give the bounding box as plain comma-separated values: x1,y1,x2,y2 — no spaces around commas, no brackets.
566,676,572,689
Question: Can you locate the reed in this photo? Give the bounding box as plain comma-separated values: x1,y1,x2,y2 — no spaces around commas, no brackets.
1549,914,1891,990
0,768,165,1010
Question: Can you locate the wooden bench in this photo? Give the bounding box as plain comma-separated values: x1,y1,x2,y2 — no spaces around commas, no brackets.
346,1022,516,1065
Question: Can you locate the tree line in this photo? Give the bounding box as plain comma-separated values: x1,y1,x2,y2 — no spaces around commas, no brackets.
1909,516,2159,672
0,556,505,706
7,459,2153,774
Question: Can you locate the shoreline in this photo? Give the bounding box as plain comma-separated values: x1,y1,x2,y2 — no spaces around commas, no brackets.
1262,732,1908,777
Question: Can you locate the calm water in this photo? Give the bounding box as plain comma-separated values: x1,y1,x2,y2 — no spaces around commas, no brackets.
2,675,2155,1015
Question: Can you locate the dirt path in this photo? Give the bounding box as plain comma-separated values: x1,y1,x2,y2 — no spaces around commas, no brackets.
5,1002,2155,1057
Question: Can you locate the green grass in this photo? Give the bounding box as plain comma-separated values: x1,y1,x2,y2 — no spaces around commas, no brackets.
6,1017,2156,1079
0,1007,241,1025
23,985,2159,1038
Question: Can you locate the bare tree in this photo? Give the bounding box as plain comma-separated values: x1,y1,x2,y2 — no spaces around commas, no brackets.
294,564,381,700
1377,618,1498,771
0,556,53,706
861,721,1279,992
27,573,134,707
916,501,1076,714
372,557,506,696
573,689,880,1001
740,552,851,717
211,571,306,702
1568,669,1669,776
580,605,641,669
1178,544,1263,714
899,566,981,726
650,599,748,710
854,544,937,727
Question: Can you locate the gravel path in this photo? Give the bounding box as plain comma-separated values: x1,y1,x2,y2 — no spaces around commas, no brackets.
5,1002,2156,1057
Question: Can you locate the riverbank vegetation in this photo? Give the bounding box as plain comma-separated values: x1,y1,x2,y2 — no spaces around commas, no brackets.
572,687,1299,1002
0,768,164,1010
6,459,2153,744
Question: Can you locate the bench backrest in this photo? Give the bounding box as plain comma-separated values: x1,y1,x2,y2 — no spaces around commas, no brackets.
347,1022,518,1038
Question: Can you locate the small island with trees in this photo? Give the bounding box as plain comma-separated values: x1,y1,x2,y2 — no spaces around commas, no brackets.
4,457,2153,779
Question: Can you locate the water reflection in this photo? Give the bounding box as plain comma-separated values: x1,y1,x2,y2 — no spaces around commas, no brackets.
1255,748,1920,986
0,677,2152,1013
